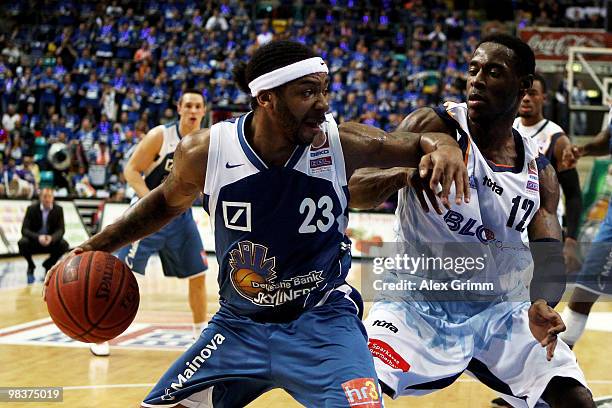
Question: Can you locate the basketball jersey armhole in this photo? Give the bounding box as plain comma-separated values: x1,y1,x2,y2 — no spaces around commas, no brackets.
204,124,221,197
143,125,171,178
325,114,348,186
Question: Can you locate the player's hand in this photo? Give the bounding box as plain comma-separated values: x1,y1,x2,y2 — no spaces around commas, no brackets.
528,300,566,361
405,168,443,214
418,145,470,209
562,144,583,168
563,238,581,274
42,246,86,301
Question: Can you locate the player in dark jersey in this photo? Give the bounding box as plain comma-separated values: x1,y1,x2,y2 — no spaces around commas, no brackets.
45,41,469,407
90,90,209,357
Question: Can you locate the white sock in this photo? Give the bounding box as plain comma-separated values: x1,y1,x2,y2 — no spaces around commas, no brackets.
559,307,588,346
192,322,208,338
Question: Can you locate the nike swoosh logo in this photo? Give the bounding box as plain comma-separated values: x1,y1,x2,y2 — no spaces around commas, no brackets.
225,162,244,169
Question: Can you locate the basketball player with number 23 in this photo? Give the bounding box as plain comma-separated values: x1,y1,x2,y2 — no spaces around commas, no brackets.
44,40,469,407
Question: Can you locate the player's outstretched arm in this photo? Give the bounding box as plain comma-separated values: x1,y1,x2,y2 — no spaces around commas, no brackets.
84,128,209,253
527,162,566,360
43,129,210,299
348,107,468,209
123,125,164,198
43,129,209,298
562,127,611,167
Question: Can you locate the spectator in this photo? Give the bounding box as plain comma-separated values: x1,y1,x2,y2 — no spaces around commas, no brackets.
2,104,20,131
1,41,21,66
571,79,588,135
18,188,69,284
101,83,117,122
79,72,102,111
134,42,152,63
38,67,59,114
59,74,77,116
257,21,274,46
75,117,98,154
205,9,229,31
121,89,142,124
427,23,447,43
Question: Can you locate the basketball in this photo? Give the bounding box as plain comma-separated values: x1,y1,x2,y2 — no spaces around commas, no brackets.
233,268,266,297
45,251,140,343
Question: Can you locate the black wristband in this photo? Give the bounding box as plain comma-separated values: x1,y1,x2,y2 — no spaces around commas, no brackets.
557,169,582,240
530,238,566,308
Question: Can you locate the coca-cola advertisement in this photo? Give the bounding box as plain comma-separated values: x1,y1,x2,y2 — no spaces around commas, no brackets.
519,27,612,61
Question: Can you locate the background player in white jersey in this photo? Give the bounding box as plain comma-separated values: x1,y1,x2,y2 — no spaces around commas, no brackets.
559,104,612,349
513,73,583,274
350,34,594,408
44,40,469,407
90,90,209,357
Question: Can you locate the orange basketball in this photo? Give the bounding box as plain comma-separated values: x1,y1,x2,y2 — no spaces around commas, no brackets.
233,268,266,297
45,251,139,343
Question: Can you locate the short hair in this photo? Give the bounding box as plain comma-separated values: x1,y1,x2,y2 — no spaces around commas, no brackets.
178,89,205,104
532,72,547,94
476,34,535,78
233,40,319,110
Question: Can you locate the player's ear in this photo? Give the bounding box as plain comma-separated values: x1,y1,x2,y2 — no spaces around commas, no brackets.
256,91,273,108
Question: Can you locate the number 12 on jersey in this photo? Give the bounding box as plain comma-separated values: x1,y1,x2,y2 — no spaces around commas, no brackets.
506,195,535,233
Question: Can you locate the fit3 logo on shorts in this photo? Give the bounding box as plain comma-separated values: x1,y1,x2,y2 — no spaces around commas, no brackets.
342,378,381,407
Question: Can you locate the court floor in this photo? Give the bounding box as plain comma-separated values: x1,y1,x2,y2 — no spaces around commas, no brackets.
0,254,611,407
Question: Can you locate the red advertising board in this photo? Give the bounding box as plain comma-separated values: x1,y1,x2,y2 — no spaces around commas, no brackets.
519,27,612,61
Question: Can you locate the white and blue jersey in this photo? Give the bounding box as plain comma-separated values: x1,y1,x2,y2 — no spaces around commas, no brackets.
117,121,208,278
365,103,588,405
203,112,354,321
142,112,382,408
385,102,543,313
143,121,181,190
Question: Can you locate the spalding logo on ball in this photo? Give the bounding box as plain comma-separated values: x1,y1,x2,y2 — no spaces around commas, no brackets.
46,251,140,343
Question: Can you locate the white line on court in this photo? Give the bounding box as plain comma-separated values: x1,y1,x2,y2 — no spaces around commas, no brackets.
57,379,612,391
456,379,612,384
63,383,155,390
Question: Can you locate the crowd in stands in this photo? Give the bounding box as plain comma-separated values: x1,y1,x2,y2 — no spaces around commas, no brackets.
0,0,606,200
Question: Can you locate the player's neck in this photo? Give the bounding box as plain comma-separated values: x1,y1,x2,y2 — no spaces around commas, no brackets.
249,112,297,167
468,115,515,152
520,113,544,127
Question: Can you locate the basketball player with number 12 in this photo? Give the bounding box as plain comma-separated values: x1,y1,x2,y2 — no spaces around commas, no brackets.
44,40,468,407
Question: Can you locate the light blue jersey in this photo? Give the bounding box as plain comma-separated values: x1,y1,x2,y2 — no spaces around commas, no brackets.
377,102,545,319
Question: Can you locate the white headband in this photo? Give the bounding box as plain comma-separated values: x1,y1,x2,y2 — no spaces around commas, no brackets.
248,57,329,97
